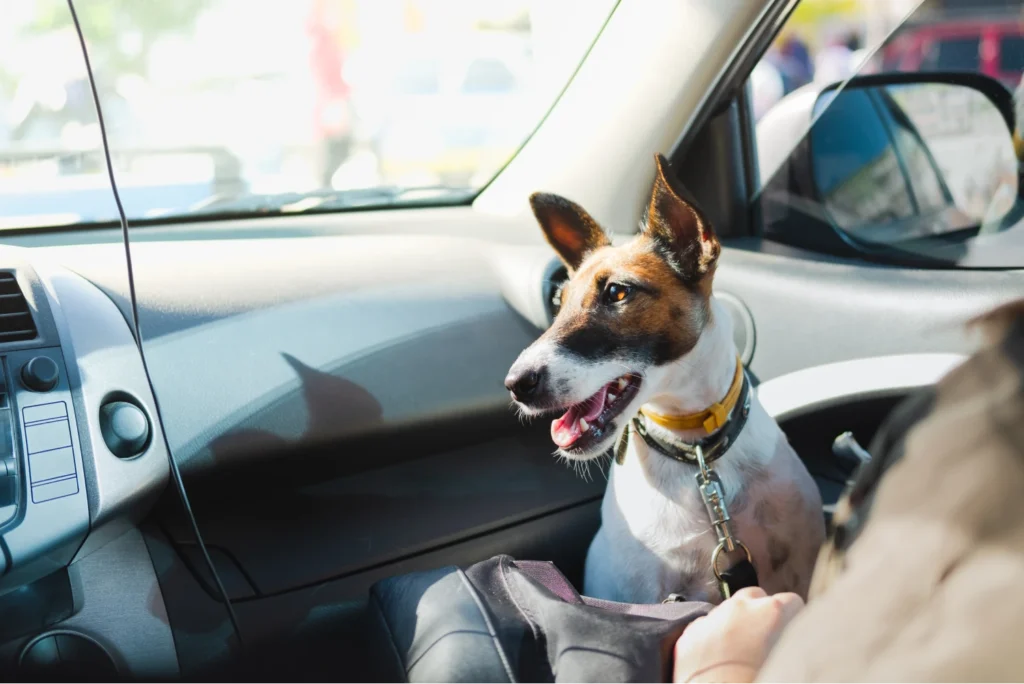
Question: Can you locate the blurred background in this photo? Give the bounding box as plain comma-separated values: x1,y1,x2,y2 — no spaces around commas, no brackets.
752,0,1023,223
0,0,614,224
1,0,1022,227
751,0,1024,118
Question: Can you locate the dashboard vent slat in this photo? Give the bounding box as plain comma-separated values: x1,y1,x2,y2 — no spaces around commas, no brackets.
0,274,37,342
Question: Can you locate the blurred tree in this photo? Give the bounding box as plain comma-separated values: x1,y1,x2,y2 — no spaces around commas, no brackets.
790,0,863,27
26,0,210,75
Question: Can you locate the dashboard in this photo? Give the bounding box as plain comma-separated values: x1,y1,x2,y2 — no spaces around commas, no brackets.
0,252,176,678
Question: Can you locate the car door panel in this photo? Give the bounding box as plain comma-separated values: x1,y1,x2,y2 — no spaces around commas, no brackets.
716,238,1019,381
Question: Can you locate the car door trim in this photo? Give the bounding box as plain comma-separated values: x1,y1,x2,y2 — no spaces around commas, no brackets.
757,352,965,422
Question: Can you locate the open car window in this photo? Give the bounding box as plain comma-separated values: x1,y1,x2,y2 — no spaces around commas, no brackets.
750,0,1024,267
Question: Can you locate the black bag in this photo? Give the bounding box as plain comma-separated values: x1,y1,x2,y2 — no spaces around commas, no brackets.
367,555,711,683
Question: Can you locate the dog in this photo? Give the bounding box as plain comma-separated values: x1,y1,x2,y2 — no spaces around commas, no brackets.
505,154,825,604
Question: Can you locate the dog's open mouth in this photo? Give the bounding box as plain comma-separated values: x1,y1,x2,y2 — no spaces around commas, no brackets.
550,374,642,452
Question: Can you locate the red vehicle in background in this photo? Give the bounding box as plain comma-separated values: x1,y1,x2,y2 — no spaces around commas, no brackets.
880,0,1024,88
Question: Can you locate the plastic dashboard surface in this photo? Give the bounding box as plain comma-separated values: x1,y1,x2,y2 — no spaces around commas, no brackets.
11,215,1020,599
28,225,1016,479
0,253,178,679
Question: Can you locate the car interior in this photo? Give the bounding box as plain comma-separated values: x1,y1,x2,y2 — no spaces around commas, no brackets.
0,0,1022,681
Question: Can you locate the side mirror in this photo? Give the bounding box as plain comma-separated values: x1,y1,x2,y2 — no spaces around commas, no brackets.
759,72,1020,263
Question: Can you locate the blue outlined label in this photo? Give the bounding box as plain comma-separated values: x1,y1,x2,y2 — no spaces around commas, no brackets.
23,401,79,503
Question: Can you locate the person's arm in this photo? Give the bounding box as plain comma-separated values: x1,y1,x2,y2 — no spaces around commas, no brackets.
673,587,804,683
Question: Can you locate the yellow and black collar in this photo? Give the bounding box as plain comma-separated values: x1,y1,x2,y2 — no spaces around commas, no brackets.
615,358,752,466
639,358,745,434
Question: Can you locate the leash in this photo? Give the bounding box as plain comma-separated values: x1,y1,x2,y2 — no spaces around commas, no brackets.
612,358,759,601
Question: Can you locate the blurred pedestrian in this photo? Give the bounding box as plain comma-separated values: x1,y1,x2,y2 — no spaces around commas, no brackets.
814,31,858,85
308,0,353,189
767,34,813,94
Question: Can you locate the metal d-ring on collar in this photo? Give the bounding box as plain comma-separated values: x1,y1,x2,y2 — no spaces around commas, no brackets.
617,370,752,467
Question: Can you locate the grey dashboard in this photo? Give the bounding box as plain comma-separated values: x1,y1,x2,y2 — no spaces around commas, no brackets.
0,251,176,678
11,209,1014,481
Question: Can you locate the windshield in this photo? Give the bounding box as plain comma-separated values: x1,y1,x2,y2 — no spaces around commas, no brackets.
0,0,616,229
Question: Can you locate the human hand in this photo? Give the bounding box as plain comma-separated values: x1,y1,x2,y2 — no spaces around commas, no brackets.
672,587,804,683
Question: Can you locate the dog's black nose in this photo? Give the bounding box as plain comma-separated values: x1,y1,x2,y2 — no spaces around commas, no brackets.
505,368,544,402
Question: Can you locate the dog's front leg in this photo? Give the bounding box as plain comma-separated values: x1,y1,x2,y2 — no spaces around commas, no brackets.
583,520,670,603
583,526,619,600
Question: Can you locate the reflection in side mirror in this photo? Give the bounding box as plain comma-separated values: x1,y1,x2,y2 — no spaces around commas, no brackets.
809,78,1019,243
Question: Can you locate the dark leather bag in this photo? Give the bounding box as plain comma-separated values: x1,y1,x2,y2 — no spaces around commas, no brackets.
367,555,711,683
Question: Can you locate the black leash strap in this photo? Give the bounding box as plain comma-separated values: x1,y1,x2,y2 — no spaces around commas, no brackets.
719,559,759,596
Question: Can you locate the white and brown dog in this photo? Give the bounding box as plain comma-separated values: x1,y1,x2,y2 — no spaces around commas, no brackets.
506,154,825,605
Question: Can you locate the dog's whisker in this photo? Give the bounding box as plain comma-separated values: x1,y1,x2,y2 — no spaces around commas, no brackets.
609,361,647,380
597,451,612,481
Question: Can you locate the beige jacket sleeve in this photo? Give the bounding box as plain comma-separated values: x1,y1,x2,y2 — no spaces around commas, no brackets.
758,300,1024,682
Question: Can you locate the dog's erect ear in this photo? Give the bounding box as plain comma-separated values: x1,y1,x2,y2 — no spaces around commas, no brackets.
642,154,721,283
530,192,610,271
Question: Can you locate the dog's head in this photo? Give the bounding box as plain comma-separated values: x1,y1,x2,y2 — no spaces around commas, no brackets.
505,154,721,460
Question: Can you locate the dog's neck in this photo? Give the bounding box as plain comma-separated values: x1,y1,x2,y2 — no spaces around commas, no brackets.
639,297,737,439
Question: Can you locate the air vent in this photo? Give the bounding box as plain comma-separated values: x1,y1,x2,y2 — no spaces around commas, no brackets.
0,273,38,343
544,265,568,320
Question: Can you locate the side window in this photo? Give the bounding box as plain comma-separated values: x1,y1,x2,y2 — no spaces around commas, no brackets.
749,0,1024,267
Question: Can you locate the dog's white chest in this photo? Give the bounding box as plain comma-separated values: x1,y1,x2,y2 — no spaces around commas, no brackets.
584,403,824,604
610,436,712,554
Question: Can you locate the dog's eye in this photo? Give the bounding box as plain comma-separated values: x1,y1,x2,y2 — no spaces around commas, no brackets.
603,283,632,305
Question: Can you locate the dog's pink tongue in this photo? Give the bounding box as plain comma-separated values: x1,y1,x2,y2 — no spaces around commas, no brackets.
550,384,610,448
551,407,581,448
584,385,609,421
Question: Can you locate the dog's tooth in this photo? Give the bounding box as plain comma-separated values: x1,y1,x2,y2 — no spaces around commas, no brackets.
617,378,628,390
579,418,589,432
607,392,617,404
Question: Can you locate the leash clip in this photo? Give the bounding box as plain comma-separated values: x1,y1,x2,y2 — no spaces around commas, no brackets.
694,444,751,600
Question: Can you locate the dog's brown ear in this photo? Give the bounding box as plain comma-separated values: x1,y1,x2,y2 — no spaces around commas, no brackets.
642,154,721,283
530,192,610,271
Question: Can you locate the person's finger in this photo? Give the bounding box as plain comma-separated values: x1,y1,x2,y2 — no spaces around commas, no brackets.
679,615,708,639
771,592,805,625
730,586,768,601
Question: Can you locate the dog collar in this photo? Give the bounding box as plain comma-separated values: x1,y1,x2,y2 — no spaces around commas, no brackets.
615,365,752,467
639,357,745,434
